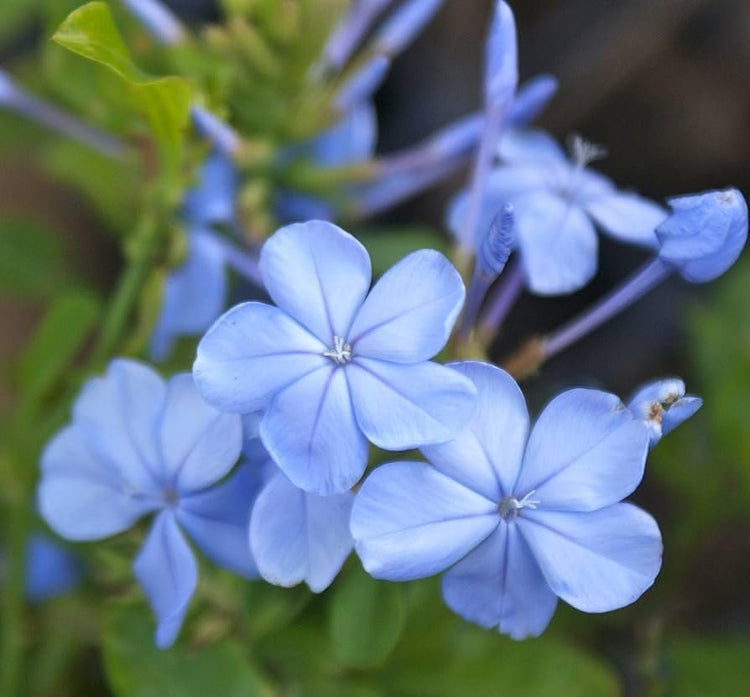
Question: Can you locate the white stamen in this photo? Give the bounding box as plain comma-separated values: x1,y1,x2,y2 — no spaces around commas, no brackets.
323,335,353,366
568,133,608,168
499,490,540,520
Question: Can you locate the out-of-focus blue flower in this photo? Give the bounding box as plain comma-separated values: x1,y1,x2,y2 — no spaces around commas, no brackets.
150,150,240,361
656,188,748,282
351,362,660,639
247,442,354,592
194,220,477,495
627,378,702,448
38,360,261,648
371,0,444,57
449,131,668,294
24,535,81,603
276,103,378,223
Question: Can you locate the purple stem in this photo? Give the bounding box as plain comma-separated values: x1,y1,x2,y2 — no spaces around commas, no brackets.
457,104,505,252
3,88,126,158
457,271,492,339
212,236,264,287
543,258,672,360
478,261,524,337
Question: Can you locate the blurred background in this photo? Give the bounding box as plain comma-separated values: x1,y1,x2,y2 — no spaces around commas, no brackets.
1,1,749,695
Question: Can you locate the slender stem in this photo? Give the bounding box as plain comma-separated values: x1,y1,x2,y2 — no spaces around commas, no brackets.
90,216,161,366
212,236,264,287
457,104,504,253
0,494,30,697
543,258,672,360
478,261,524,341
457,271,492,339
8,92,126,159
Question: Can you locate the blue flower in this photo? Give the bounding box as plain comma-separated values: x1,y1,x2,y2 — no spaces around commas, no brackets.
194,220,477,495
38,359,263,648
627,378,702,448
448,131,668,294
248,442,354,592
275,103,378,223
351,361,661,639
150,151,239,360
656,188,748,282
23,535,81,603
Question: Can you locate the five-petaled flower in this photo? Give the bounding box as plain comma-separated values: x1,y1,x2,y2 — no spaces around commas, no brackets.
37,359,265,648
448,130,668,294
351,361,662,639
627,378,702,448
193,220,477,495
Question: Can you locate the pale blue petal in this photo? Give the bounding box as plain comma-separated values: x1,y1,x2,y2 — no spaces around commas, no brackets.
121,0,185,44
250,471,354,592
662,397,702,438
177,463,271,578
309,103,378,166
38,426,160,541
517,389,649,511
657,189,748,282
347,359,477,450
446,166,551,245
519,504,662,612
336,57,390,111
194,301,328,413
351,461,499,581
157,374,243,494
515,192,598,295
373,0,444,56
259,221,372,342
349,250,465,362
585,190,666,248
441,523,557,639
134,511,198,649
506,74,558,127
421,362,528,501
71,359,165,490
497,128,567,165
261,366,368,495
150,229,227,361
182,151,237,225
25,535,81,602
484,1,518,107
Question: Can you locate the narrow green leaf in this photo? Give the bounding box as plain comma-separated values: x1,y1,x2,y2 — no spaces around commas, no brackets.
103,603,274,697
329,564,406,669
17,289,101,411
52,2,191,180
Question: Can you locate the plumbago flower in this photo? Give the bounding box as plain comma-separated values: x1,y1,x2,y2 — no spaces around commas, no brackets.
37,360,266,648
194,220,477,495
246,438,355,592
628,378,702,448
351,362,661,639
449,131,668,294
150,149,250,361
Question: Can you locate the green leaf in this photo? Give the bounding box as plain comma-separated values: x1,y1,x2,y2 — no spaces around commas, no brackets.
17,289,101,412
0,217,69,298
103,603,273,697
667,635,750,697
357,227,450,277
329,564,406,669
52,2,191,181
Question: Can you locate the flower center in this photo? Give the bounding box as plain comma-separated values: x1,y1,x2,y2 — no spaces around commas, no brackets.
323,335,352,366
499,490,540,520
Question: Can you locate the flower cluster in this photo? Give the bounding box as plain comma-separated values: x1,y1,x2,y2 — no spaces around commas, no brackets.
24,0,749,656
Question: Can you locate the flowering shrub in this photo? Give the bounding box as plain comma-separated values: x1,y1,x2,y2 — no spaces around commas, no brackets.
1,1,748,695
